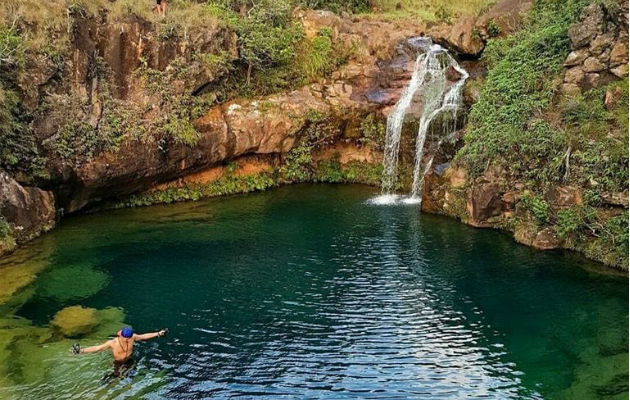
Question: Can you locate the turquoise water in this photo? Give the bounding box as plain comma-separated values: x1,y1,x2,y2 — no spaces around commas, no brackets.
0,184,627,399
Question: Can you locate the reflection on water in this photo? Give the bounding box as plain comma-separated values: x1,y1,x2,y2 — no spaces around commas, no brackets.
0,184,627,399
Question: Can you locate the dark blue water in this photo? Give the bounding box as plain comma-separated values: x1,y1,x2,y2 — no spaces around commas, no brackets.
0,185,627,399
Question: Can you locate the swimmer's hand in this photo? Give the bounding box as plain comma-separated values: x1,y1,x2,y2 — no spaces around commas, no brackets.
158,328,169,337
71,343,81,355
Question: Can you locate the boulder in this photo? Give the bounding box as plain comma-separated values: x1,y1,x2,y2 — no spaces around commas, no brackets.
446,16,485,56
546,185,582,208
589,32,617,55
475,0,534,39
429,17,484,56
467,182,504,224
532,227,561,250
0,171,55,246
596,48,612,64
560,83,581,95
609,39,628,66
583,57,606,72
564,50,589,66
564,66,585,84
604,86,625,109
514,221,538,247
602,190,629,208
445,65,463,82
610,64,629,78
568,4,606,49
584,72,602,88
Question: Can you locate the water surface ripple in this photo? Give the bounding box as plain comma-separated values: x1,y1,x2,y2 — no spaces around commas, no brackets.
1,184,627,399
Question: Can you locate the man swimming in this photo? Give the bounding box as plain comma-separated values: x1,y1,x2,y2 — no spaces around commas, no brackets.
72,326,168,379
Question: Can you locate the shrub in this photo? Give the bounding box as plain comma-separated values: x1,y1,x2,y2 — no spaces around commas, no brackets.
0,27,24,68
520,194,550,225
558,79,629,194
555,206,583,237
360,113,386,149
0,216,10,238
314,157,344,182
280,145,313,182
486,20,500,37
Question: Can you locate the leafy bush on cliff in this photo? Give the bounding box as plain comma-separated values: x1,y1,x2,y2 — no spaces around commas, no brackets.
558,78,629,194
520,194,550,225
457,0,627,195
0,216,10,239
457,0,588,181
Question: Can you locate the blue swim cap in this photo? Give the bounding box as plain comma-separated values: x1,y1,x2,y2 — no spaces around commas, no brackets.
120,326,134,338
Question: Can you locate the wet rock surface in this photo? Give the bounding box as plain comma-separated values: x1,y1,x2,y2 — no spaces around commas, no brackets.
0,172,55,254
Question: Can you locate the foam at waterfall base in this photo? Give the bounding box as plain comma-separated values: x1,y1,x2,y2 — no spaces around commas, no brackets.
401,196,421,205
366,195,421,206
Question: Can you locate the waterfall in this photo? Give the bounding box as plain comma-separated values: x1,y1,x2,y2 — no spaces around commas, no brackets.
381,54,427,195
377,38,468,204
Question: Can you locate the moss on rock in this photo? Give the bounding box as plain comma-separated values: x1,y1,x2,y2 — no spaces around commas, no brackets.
37,264,109,301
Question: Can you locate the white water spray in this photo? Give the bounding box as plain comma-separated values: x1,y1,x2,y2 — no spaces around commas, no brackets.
376,38,468,205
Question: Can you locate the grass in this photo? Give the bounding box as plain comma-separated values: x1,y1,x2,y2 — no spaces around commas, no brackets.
361,0,497,22
0,0,219,54
456,0,590,183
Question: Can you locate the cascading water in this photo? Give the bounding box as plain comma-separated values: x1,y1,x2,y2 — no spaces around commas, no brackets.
372,37,468,206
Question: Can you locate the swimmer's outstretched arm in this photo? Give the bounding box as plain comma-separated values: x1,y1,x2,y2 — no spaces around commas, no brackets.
133,329,168,342
75,340,112,354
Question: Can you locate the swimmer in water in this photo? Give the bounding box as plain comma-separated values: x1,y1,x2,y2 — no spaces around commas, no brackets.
72,326,168,380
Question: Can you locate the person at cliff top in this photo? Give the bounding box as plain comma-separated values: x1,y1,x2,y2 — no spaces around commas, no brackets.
155,0,167,17
72,326,168,379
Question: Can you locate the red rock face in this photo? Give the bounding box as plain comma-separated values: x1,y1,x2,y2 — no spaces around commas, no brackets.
428,0,533,57
38,11,435,214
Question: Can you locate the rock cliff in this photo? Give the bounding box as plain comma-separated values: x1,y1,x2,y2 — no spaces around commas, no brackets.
421,0,629,269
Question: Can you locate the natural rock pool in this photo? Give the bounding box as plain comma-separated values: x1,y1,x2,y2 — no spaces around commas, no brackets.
0,185,627,399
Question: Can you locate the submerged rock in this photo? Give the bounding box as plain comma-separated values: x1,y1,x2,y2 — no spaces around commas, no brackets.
51,306,98,338
37,264,109,302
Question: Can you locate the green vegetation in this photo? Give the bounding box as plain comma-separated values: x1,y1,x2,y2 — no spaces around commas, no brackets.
457,0,589,181
0,217,9,239
558,78,629,194
210,2,356,98
458,0,627,196
114,172,278,208
114,155,383,209
314,158,383,185
452,0,628,268
298,0,371,13
0,217,14,253
0,0,362,175
520,194,550,225
360,113,386,150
